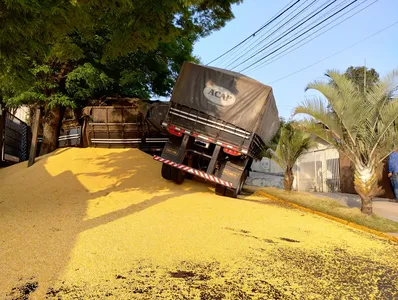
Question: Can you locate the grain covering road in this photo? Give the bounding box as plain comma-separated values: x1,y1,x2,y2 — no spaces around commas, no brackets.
0,148,397,299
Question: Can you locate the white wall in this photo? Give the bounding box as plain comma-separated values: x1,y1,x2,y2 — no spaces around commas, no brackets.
14,106,30,123
251,157,284,174
246,157,284,188
293,141,340,192
246,172,284,189
246,139,340,193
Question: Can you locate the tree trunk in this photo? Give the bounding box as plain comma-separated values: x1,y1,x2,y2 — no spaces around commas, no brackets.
353,162,382,215
40,105,62,156
284,168,294,191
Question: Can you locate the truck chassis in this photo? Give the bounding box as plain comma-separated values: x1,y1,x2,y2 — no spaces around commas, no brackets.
154,103,262,198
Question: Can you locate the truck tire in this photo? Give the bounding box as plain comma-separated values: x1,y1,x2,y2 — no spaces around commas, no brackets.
185,172,194,180
171,168,185,184
161,163,172,180
215,184,226,196
220,169,248,198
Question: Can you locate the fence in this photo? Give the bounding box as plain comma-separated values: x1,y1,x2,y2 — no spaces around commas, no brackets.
1,111,31,163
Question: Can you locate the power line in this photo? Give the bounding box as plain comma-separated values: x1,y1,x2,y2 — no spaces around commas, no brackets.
218,0,316,69
215,0,304,67
246,0,376,74
238,0,358,72
246,0,368,73
242,0,352,72
231,0,341,71
222,0,320,69
205,0,301,65
270,20,398,84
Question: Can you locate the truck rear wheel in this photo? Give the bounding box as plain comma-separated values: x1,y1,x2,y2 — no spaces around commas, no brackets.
185,172,194,180
171,168,185,184
161,163,172,180
215,184,226,196
216,169,248,198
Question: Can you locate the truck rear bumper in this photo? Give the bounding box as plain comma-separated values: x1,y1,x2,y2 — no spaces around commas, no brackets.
153,155,233,188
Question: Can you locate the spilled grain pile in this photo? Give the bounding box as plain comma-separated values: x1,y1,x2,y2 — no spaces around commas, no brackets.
0,148,397,299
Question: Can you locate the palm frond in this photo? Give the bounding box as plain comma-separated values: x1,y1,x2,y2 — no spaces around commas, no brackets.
270,122,314,170
296,68,398,167
294,96,343,139
305,72,364,145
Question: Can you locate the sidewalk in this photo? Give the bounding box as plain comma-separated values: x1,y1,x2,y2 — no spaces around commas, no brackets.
315,192,398,237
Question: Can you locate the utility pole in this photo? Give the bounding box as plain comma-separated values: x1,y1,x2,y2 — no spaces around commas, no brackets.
0,99,5,162
364,58,367,90
28,107,41,167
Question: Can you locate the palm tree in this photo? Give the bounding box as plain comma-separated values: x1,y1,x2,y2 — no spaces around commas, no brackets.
267,121,313,191
294,69,398,215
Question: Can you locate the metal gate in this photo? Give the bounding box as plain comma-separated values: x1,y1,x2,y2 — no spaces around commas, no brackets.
295,147,340,193
1,111,30,163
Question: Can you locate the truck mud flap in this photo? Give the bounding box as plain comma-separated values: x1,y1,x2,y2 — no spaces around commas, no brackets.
153,155,233,188
220,158,251,189
160,135,189,164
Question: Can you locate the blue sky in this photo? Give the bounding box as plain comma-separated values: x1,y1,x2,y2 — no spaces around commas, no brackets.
193,0,398,119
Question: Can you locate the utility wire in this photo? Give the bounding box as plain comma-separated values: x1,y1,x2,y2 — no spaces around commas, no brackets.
270,20,398,84
246,0,376,74
246,0,358,73
241,0,351,72
238,0,358,72
205,0,301,65
218,0,316,69
231,0,341,71
222,0,319,69
209,0,299,67
215,0,302,67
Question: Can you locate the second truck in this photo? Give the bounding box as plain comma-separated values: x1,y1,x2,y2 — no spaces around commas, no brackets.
154,62,279,197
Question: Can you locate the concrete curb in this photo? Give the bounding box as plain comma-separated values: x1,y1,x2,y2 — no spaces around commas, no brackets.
256,191,398,244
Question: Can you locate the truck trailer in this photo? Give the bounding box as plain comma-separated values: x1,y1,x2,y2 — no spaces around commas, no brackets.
154,62,279,197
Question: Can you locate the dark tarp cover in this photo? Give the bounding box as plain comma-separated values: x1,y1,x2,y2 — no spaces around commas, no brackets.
170,62,279,144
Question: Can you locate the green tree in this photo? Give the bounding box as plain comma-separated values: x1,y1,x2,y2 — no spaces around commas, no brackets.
295,69,398,214
344,66,380,92
267,121,313,191
0,0,241,73
1,0,242,154
2,35,197,154
327,66,380,111
0,0,76,70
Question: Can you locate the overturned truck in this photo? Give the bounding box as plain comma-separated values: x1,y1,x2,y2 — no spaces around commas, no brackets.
56,99,170,155
154,62,279,197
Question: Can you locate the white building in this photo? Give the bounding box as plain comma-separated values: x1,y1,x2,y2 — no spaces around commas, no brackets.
293,139,340,193
247,138,340,193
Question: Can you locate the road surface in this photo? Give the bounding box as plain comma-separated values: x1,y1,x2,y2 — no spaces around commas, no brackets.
0,148,397,299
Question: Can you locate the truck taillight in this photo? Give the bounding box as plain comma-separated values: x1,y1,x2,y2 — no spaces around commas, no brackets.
223,148,241,156
168,127,182,137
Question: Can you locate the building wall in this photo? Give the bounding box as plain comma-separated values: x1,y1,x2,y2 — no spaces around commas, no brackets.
14,106,30,123
251,157,284,174
294,140,340,193
246,157,284,188
246,138,395,199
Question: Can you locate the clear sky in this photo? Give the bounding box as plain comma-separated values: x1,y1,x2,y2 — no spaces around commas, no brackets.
193,0,398,119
